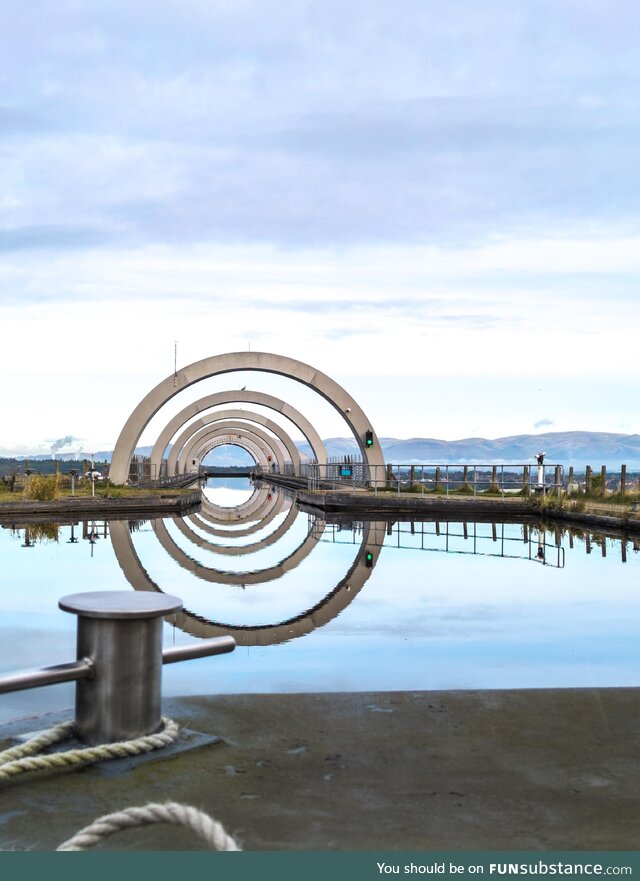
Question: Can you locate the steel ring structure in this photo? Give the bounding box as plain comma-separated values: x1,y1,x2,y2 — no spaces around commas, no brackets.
109,351,384,485
198,434,271,470
150,389,327,477
174,411,302,475
182,422,289,474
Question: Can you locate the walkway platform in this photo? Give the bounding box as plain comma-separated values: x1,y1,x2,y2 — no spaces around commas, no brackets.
261,476,640,536
1,688,638,851
0,491,202,523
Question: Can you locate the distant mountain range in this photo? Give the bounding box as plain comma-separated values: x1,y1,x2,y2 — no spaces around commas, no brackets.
300,431,640,469
19,431,640,469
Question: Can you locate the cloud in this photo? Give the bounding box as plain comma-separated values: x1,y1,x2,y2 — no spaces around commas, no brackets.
0,225,110,253
534,418,555,429
1,3,640,253
1,2,640,449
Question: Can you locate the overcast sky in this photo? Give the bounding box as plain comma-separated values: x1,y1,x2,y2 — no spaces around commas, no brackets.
1,1,639,457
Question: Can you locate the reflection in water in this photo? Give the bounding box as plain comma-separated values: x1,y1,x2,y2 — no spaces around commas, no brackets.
201,479,254,508
109,516,384,646
11,522,61,546
175,505,299,555
317,520,566,568
2,475,640,722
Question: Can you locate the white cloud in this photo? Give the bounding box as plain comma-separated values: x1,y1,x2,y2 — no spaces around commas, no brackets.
1,2,640,449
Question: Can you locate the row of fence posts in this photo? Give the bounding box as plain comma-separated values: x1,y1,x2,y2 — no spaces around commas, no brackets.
137,459,638,496
382,464,637,495
385,463,563,495
569,464,627,495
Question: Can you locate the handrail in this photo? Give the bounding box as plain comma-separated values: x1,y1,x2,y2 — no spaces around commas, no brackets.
296,462,565,496
0,658,94,695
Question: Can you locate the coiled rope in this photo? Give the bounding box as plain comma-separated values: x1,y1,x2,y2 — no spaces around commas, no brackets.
0,717,179,781
0,719,241,851
57,801,241,851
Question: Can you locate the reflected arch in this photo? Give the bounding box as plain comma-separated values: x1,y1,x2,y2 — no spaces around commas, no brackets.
174,504,299,556
151,517,322,586
109,352,385,484
191,494,289,537
109,519,386,646
200,486,278,523
150,389,327,476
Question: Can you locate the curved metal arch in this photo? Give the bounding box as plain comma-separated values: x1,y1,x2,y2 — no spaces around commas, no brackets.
109,519,386,646
150,389,327,476
200,434,269,470
171,409,301,476
189,427,287,476
184,422,287,475
174,504,300,556
109,351,385,484
152,517,321,586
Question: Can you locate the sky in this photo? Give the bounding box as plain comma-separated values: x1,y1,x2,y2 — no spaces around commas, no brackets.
1,0,639,457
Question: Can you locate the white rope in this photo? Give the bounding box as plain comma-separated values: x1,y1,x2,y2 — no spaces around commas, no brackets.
1,718,241,851
56,801,242,851
0,717,179,781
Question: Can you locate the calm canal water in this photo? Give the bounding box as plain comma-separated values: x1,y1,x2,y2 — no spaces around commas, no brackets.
1,478,639,724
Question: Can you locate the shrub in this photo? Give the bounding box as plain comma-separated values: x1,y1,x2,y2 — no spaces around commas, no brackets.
24,474,61,501
589,473,604,493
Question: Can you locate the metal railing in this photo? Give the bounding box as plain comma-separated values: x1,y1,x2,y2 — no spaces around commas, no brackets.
135,472,201,490
299,462,565,496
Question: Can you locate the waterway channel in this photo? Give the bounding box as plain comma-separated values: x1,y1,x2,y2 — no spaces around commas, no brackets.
1,478,639,726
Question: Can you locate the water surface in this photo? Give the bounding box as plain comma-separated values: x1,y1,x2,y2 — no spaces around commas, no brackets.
1,478,639,723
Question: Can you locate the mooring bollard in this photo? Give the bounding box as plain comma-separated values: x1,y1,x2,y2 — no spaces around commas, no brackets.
0,591,235,746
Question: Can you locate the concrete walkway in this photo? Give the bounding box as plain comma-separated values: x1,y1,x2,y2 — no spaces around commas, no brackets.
1,688,638,851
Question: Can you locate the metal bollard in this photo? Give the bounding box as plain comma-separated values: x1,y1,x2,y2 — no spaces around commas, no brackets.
0,591,235,746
